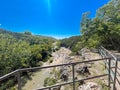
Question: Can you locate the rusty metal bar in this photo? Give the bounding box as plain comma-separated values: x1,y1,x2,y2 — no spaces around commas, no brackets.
100,49,112,89
17,71,21,90
103,60,115,80
75,74,108,82
0,57,111,90
18,58,110,72
37,81,73,90
116,77,120,85
100,46,118,90
0,58,109,82
0,70,18,81
113,60,118,90
72,64,75,90
37,74,108,90
49,87,51,90
108,58,111,90
101,46,117,61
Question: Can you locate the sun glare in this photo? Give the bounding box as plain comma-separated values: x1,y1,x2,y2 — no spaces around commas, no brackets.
46,0,51,14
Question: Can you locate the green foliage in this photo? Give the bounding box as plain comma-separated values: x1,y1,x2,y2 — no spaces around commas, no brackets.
44,77,57,86
60,36,82,53
96,79,108,90
56,41,61,50
0,79,16,90
0,29,55,89
24,31,32,35
49,58,53,63
60,0,120,53
80,0,120,50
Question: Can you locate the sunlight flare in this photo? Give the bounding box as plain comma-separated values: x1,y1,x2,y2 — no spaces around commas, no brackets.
46,0,51,14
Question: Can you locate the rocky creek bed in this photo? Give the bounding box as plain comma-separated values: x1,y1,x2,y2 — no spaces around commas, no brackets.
22,47,109,90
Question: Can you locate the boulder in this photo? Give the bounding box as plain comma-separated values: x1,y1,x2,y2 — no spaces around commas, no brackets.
60,70,69,81
51,86,61,90
76,65,90,75
78,82,101,90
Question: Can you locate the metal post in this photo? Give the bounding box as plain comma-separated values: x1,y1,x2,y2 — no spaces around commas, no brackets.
108,58,111,90
72,64,75,90
17,71,21,90
113,60,118,90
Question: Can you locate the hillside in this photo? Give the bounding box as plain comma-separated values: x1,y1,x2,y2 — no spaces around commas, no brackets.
0,29,56,90
0,29,56,44
60,36,82,53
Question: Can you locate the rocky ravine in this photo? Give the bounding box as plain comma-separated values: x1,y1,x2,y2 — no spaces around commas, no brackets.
22,47,108,90
22,47,71,90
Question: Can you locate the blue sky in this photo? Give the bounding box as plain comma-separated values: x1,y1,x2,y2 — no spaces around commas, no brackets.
0,0,109,39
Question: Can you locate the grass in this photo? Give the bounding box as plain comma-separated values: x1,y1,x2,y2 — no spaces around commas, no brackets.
49,58,53,63
95,79,109,90
44,77,57,86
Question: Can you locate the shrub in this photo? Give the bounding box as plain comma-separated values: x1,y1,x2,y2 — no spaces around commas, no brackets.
44,77,56,86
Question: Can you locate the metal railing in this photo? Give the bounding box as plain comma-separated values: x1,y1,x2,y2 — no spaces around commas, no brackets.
99,46,118,90
0,58,111,90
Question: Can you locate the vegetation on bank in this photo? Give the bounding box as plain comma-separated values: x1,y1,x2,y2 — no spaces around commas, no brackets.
60,36,82,53
81,0,120,50
0,29,56,89
60,0,120,53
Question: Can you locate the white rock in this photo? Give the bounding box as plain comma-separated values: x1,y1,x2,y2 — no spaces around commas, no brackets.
78,82,101,90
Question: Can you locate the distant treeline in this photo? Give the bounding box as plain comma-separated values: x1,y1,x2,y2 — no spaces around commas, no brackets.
0,29,56,89
60,36,83,53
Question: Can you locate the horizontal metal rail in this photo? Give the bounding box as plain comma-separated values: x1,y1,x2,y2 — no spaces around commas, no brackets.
19,58,110,72
99,46,118,90
0,58,110,81
37,74,108,90
100,46,117,61
0,58,111,90
0,70,18,81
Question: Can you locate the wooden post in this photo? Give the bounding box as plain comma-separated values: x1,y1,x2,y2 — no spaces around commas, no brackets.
108,58,111,90
72,64,75,90
17,71,21,90
49,87,51,90
113,60,118,90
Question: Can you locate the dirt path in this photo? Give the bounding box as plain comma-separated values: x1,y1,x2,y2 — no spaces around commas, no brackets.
22,47,71,90
22,62,51,90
